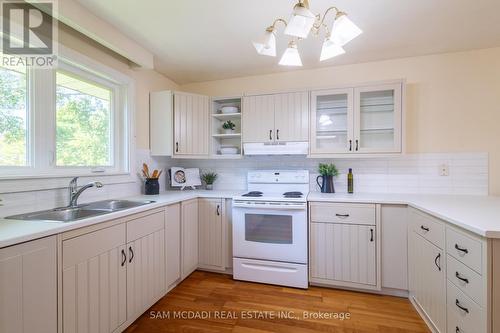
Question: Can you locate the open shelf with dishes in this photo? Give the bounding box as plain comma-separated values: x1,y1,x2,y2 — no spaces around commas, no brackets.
211,96,243,158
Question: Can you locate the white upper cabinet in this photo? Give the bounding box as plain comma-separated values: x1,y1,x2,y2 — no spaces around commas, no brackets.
150,91,173,156
310,88,354,154
310,81,403,155
354,83,402,153
273,92,309,142
242,94,276,143
243,92,309,143
173,91,210,157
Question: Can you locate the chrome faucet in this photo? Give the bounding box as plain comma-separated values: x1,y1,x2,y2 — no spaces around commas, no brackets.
68,177,103,208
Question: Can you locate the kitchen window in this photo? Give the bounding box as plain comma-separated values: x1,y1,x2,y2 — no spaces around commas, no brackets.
0,48,132,182
0,64,29,167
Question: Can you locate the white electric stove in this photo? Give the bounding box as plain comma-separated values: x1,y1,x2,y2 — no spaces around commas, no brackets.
232,170,309,288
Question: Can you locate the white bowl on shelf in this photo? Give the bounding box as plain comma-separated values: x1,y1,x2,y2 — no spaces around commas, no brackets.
220,146,239,155
220,106,239,114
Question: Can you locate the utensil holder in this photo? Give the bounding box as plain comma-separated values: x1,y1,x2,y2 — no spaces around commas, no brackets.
145,178,160,195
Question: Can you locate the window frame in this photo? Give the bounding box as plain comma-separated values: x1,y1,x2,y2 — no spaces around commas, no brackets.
0,45,135,191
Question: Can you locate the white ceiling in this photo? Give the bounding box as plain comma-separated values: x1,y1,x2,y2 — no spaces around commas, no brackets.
76,0,500,84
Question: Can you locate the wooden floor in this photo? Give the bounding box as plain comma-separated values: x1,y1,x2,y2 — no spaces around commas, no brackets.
125,271,430,333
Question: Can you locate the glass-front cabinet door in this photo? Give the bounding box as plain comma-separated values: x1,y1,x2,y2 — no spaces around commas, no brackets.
354,83,402,153
310,88,354,154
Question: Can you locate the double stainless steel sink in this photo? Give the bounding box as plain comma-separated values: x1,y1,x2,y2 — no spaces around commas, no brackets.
6,199,155,223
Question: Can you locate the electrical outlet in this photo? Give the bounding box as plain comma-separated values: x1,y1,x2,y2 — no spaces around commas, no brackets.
439,164,449,176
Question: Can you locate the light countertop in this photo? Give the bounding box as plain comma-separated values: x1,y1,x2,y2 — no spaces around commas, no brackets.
308,192,500,238
1,190,500,248
0,190,239,248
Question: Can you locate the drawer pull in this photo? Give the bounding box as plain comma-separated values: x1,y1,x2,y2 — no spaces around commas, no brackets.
336,214,350,218
370,228,374,242
455,272,469,284
455,299,469,314
455,244,469,254
420,225,430,232
434,253,441,271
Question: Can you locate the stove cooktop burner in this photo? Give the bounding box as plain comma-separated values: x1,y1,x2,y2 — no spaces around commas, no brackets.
242,191,263,197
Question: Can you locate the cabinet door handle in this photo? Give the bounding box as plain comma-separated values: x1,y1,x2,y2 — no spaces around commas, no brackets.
121,249,126,267
455,244,469,254
370,228,374,242
349,140,352,151
455,299,469,314
355,139,359,151
269,129,273,141
335,214,349,218
216,204,220,216
434,253,441,271
276,129,280,140
420,225,430,232
456,326,462,333
175,142,179,153
455,272,469,284
128,246,134,263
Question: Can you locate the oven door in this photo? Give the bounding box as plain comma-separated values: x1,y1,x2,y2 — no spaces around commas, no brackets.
232,204,307,264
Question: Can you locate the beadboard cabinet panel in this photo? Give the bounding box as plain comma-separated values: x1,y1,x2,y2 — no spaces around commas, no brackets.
62,223,127,333
166,203,181,290
181,198,199,279
126,229,166,320
274,91,309,142
408,231,446,333
242,94,275,143
310,222,377,287
198,198,225,270
173,92,209,156
0,236,57,333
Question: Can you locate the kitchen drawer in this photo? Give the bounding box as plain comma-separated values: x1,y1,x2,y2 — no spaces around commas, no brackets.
309,202,376,225
409,208,445,249
447,281,485,333
447,255,484,306
446,227,483,274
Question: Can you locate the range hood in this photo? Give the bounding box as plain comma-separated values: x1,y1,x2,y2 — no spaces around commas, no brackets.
243,142,309,155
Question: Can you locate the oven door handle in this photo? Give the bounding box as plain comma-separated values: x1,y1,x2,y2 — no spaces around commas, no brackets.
232,202,306,210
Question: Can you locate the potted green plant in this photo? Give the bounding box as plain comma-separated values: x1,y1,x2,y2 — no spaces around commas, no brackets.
317,163,338,193
222,120,236,134
201,172,218,190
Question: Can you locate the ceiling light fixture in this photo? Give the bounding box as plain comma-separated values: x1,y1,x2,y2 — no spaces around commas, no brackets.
252,0,362,66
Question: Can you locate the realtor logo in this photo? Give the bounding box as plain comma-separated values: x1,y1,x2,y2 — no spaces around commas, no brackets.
1,0,57,68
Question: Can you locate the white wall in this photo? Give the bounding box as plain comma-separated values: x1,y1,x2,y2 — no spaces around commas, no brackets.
180,47,500,195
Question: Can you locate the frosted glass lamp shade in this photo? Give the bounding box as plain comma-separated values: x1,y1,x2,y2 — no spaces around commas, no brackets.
320,39,345,61
284,3,316,38
330,14,362,46
253,30,276,56
279,42,302,66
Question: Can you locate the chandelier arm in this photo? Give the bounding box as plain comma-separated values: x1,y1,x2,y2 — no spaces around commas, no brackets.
267,18,288,32
317,6,342,29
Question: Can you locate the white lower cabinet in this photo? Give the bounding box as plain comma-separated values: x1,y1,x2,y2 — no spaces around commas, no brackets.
126,211,166,320
0,236,57,333
408,230,446,333
62,223,127,333
165,203,181,290
62,209,165,333
198,198,226,271
309,202,380,290
181,198,199,279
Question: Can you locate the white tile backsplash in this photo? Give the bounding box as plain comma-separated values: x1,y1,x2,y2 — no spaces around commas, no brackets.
169,152,488,196
0,151,488,217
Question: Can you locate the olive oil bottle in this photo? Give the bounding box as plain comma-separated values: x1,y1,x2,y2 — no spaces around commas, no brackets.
347,168,354,194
